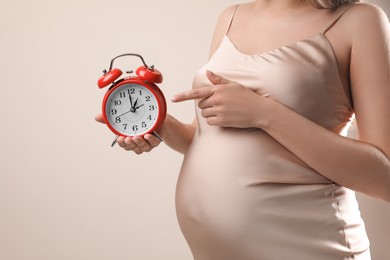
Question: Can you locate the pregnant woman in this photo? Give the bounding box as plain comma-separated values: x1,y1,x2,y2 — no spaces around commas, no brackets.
96,0,390,259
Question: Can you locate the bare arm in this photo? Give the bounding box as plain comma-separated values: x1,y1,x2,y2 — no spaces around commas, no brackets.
261,99,390,201
158,115,197,154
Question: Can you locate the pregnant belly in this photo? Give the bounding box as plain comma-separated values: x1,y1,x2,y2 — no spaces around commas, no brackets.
175,131,367,258
175,128,331,252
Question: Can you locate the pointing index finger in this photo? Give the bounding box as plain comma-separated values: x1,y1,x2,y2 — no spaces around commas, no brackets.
171,86,214,102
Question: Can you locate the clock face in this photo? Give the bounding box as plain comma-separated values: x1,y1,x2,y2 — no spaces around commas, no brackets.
104,82,160,136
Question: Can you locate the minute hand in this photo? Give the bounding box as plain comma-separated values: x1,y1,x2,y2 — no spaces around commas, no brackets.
129,93,133,108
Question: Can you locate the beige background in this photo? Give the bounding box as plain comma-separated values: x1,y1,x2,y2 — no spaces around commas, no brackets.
0,0,389,259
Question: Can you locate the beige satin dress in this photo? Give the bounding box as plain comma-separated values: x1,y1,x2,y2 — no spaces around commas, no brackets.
176,4,370,260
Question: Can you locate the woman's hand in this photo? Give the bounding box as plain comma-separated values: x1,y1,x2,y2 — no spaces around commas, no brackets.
94,113,162,155
171,70,270,129
116,135,161,155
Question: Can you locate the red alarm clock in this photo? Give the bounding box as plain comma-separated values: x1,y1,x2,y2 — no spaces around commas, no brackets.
98,53,166,146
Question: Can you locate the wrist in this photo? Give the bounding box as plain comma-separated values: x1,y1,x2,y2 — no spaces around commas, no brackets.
254,96,278,131
157,114,173,139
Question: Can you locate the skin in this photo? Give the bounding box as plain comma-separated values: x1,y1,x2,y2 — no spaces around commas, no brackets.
96,0,390,201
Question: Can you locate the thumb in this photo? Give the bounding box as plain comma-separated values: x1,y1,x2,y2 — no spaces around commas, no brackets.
95,113,106,124
206,70,232,85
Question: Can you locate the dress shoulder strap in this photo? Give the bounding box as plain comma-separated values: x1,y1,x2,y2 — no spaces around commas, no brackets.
321,4,356,34
226,5,240,35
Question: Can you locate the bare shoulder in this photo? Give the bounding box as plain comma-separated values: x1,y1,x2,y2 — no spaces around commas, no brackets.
343,3,387,20
340,3,389,39
218,4,238,24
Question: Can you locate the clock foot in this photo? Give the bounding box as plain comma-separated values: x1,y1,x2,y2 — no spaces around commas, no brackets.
111,135,119,147
152,131,163,142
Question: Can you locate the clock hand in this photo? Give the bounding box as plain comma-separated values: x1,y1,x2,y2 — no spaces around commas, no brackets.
132,98,139,109
134,104,144,110
129,93,133,108
116,110,132,118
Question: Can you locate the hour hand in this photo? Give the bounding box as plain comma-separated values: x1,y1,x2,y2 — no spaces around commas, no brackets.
132,98,145,110
132,98,139,109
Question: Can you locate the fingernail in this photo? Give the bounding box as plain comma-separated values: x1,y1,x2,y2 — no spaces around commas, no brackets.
171,96,178,102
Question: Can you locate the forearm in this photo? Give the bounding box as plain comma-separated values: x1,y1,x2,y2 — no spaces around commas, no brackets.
159,114,196,154
260,99,390,201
